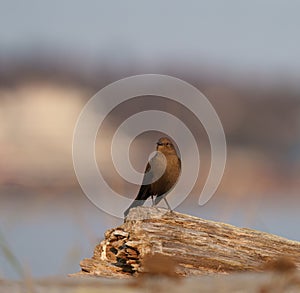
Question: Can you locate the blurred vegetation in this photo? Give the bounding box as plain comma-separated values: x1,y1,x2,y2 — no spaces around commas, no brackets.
0,229,24,278
0,54,299,199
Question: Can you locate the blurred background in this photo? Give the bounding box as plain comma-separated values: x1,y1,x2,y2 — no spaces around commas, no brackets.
1,0,300,280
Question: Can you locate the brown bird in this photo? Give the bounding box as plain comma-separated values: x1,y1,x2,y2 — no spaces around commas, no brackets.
124,137,181,218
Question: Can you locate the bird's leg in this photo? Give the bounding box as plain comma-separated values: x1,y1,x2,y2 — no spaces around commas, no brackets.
163,197,173,212
151,195,155,206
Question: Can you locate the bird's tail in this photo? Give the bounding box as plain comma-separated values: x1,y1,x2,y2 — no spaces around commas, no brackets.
124,199,146,218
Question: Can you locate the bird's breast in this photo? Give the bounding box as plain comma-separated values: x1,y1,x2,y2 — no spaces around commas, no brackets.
150,154,181,196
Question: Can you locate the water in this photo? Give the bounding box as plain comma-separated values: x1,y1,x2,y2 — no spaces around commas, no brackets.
0,188,299,280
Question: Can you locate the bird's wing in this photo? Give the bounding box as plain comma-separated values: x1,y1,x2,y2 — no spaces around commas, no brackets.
135,162,152,201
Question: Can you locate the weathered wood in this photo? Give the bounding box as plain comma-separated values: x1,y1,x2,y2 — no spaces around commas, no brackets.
78,207,300,278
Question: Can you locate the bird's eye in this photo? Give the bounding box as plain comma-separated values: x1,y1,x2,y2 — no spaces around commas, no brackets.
166,143,170,146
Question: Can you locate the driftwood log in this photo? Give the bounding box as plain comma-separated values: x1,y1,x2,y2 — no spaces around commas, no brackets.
77,207,300,278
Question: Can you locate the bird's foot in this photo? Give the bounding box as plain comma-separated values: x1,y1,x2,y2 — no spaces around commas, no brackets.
151,195,155,206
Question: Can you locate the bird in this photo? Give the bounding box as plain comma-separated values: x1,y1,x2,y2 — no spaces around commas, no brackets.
124,137,181,218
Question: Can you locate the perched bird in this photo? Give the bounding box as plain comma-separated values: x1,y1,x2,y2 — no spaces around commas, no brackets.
124,137,181,218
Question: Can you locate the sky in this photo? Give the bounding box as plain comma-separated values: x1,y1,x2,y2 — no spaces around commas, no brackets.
1,0,300,76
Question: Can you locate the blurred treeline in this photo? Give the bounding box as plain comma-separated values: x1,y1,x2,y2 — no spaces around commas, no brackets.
0,54,299,199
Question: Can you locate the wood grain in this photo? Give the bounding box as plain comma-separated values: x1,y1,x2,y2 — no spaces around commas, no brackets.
78,207,300,278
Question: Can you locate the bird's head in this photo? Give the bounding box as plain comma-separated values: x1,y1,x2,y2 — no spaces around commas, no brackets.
156,137,177,155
